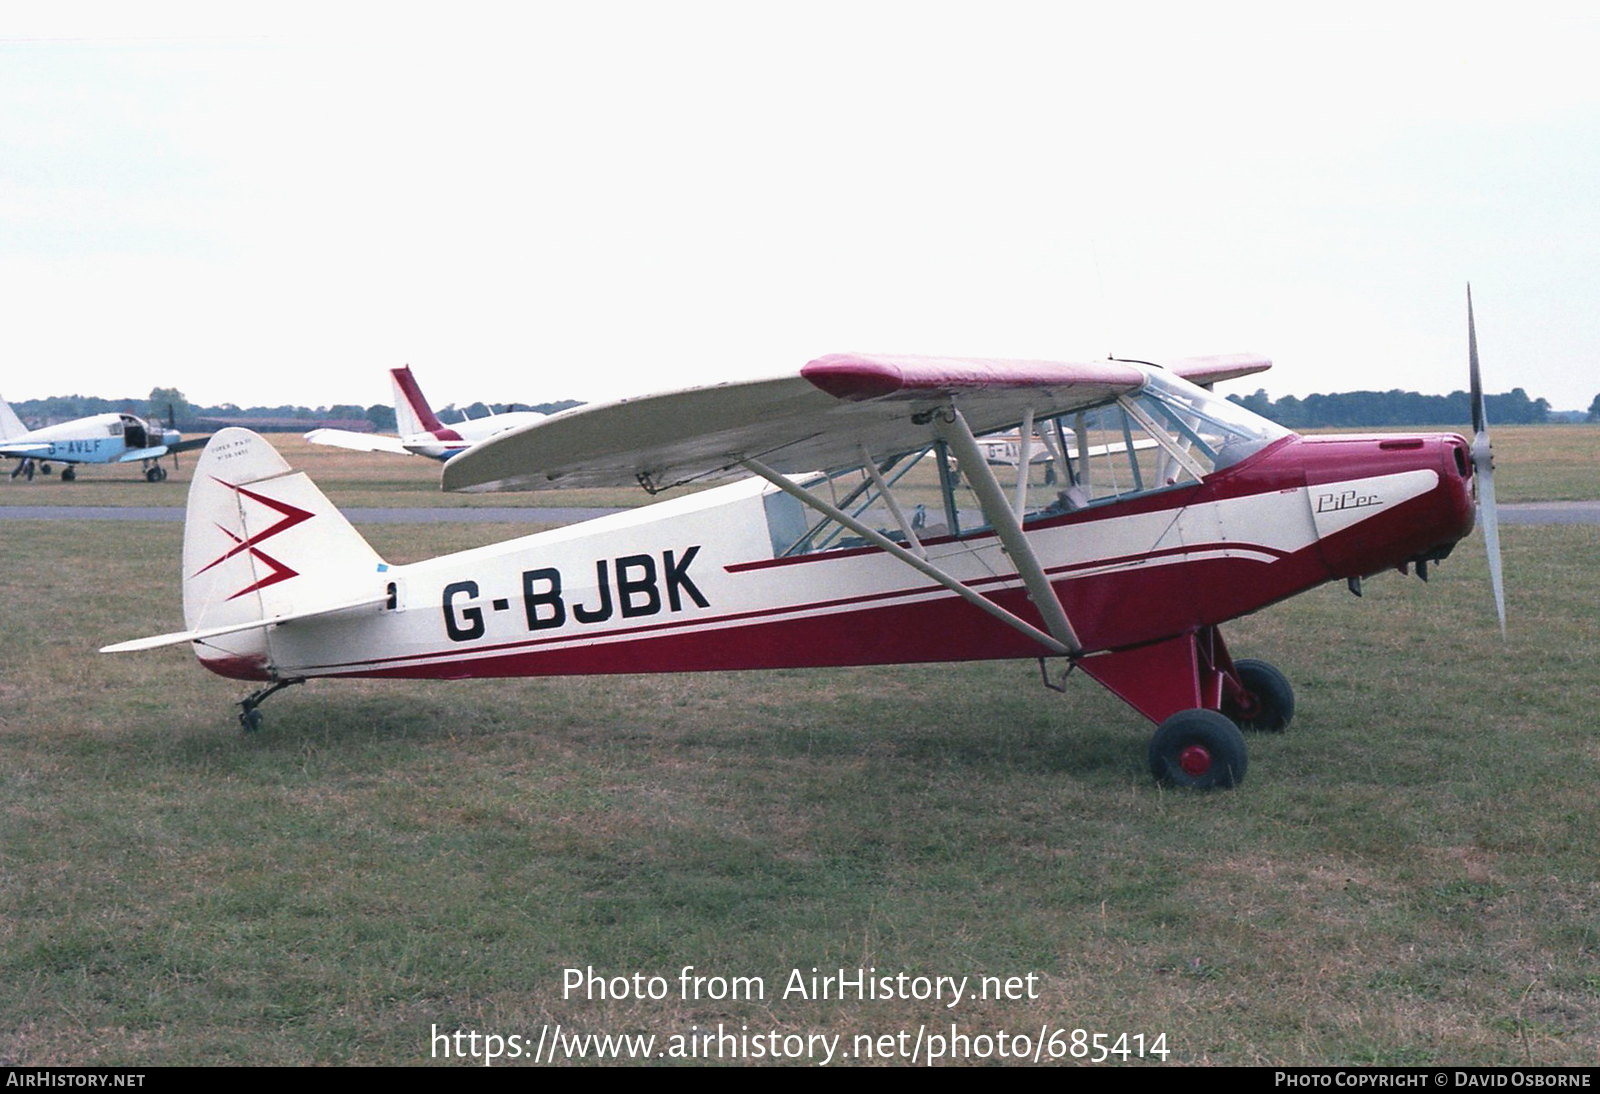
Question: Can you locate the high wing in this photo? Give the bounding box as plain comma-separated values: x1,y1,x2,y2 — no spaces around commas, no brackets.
444,353,1268,494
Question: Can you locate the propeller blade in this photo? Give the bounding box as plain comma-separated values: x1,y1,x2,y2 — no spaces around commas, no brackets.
1476,441,1506,635
1468,284,1484,436
1467,285,1506,636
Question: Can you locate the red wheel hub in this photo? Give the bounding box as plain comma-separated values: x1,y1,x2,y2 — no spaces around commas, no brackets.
1179,744,1213,776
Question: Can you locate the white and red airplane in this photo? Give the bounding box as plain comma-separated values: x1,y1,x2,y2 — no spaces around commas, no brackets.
303,365,546,461
105,307,1503,790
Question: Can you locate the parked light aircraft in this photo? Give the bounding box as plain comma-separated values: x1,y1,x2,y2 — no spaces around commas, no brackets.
304,365,545,461
105,301,1503,790
1,396,205,482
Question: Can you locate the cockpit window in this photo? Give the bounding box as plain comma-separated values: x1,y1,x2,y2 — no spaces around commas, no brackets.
1040,369,1289,511
765,366,1291,556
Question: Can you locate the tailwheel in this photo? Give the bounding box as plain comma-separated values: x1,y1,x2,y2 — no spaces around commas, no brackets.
1222,658,1295,733
1149,709,1248,790
236,677,305,733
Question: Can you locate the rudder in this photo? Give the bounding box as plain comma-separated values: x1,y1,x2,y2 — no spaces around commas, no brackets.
182,429,388,679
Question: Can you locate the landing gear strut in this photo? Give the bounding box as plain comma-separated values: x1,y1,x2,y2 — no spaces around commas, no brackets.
1075,626,1298,791
237,677,305,732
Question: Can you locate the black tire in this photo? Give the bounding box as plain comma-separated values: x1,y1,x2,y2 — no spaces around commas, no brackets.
60,467,75,482
1149,709,1248,790
239,707,263,733
1224,659,1295,733
145,466,161,482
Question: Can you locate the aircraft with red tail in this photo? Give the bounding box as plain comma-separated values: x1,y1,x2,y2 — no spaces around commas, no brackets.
304,365,545,460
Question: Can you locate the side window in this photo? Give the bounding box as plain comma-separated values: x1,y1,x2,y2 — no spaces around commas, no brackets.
761,371,1290,553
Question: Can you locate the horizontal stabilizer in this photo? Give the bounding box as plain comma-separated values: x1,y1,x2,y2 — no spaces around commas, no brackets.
101,592,390,653
304,428,416,456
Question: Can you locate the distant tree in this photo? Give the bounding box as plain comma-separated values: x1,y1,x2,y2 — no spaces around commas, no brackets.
1485,387,1549,425
530,399,584,415
148,386,193,428
1588,394,1600,423
1267,393,1305,428
1229,388,1275,418
366,403,397,431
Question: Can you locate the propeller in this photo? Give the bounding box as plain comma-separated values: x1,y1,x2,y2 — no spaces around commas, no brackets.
1467,285,1507,635
165,402,181,469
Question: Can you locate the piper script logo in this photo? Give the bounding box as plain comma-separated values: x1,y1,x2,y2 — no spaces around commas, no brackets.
192,479,315,600
1314,489,1382,514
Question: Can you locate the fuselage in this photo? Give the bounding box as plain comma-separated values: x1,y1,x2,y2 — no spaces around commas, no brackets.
402,411,548,460
1,412,179,463
213,427,1476,683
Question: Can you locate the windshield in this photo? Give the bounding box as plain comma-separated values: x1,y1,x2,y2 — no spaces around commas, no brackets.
1134,366,1291,470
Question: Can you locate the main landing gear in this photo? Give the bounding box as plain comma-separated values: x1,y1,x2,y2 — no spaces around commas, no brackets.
237,678,305,732
1075,626,1296,791
1146,654,1296,790
1148,709,1250,790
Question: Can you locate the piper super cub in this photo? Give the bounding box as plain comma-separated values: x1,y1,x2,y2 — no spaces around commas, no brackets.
105,311,1503,790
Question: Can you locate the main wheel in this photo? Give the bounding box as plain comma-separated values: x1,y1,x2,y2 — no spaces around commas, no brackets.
60,467,76,482
1149,709,1248,790
145,466,162,482
1223,659,1295,733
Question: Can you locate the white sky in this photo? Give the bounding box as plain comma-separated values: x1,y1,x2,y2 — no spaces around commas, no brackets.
2,2,1597,412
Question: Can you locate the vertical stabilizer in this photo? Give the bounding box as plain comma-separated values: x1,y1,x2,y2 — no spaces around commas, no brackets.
0,395,27,441
390,365,456,439
182,429,388,679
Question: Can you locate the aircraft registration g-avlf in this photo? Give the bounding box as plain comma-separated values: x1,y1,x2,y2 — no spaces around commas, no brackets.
105,304,1504,790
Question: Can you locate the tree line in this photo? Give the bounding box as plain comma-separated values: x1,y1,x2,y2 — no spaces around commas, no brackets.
1226,387,1561,427
5,387,583,433
9,384,1595,432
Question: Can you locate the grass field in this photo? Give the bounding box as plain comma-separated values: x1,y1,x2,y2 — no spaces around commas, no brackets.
1,429,1597,1066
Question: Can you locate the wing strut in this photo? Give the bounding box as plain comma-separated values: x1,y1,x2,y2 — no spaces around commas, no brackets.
934,405,1083,654
858,444,926,559
738,457,1072,656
